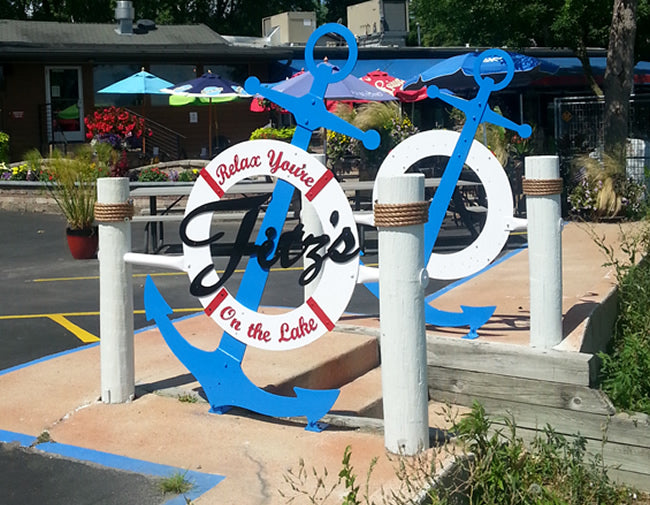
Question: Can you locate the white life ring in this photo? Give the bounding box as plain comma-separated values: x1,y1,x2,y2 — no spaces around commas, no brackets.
182,139,359,351
374,129,515,280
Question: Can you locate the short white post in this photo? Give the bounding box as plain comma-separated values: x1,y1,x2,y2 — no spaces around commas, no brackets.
97,177,135,403
376,174,429,455
302,153,326,300
525,156,563,348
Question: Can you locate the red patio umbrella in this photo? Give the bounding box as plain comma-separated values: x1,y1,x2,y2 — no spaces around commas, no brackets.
361,70,428,102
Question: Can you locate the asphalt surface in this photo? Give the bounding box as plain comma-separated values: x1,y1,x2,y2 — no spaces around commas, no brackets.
0,207,522,504
0,209,381,505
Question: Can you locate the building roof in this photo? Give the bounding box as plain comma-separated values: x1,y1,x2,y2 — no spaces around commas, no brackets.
0,19,293,62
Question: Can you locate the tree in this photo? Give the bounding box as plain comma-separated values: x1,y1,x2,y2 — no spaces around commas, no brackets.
322,0,358,25
410,0,558,48
603,0,638,166
410,0,647,166
549,0,612,96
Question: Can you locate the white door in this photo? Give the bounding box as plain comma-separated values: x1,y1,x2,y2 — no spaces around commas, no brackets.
45,66,85,142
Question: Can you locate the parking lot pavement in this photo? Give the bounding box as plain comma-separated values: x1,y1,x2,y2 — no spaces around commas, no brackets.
0,441,168,505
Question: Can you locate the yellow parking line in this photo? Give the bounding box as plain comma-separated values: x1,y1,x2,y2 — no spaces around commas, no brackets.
48,314,99,343
0,309,204,344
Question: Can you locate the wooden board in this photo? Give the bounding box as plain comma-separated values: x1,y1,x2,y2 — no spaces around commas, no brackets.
430,391,650,450
428,367,615,415
426,335,596,386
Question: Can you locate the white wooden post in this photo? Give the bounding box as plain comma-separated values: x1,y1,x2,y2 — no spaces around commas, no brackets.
97,177,135,403
302,153,326,300
376,174,429,455
525,156,563,348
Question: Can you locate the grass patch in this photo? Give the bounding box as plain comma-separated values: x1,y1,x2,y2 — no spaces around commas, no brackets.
177,392,199,404
31,431,53,446
158,470,193,495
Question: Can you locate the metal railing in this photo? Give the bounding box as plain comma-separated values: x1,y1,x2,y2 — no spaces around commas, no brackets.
38,104,186,161
124,108,186,161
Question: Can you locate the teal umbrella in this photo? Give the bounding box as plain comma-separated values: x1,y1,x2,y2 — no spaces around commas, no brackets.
98,68,174,153
98,68,173,95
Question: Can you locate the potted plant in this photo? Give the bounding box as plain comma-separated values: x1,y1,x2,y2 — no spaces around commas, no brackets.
30,146,108,259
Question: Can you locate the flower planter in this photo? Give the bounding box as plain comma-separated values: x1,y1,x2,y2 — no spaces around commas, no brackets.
66,226,98,259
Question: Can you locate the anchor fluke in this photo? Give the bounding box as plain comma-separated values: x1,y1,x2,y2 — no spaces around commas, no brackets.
144,275,174,321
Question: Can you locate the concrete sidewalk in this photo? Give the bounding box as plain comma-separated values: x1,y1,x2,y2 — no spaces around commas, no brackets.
0,221,638,504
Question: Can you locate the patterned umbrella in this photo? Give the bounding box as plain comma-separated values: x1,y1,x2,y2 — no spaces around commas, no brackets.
162,71,250,156
361,70,428,102
268,62,396,101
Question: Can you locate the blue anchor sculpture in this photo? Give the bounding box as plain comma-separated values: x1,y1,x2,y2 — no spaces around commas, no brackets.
420,49,532,338
361,49,532,339
145,23,381,431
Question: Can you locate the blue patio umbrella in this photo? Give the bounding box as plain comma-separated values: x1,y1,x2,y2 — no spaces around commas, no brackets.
98,68,174,152
162,71,250,156
267,63,397,102
98,68,174,95
403,51,559,92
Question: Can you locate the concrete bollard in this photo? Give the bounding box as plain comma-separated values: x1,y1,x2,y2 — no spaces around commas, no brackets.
97,177,134,403
524,156,563,348
376,174,429,455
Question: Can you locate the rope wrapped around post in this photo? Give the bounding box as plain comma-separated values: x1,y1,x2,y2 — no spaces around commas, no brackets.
94,201,135,222
373,201,430,228
522,178,563,196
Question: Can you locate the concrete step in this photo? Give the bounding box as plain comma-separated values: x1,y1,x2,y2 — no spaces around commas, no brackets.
258,329,380,397
140,315,381,407
332,366,383,418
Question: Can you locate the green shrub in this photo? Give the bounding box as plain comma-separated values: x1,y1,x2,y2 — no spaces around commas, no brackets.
249,126,296,142
0,131,9,163
279,403,642,505
138,166,168,182
599,257,650,415
594,222,650,415
158,470,193,495
447,402,634,505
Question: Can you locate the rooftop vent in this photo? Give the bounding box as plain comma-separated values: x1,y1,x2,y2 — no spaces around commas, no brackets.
115,1,135,35
136,19,157,33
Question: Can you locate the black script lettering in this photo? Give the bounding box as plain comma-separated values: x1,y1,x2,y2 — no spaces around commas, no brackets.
297,211,360,286
182,197,360,299
181,194,270,297
325,226,359,263
256,227,278,270
299,233,330,285
259,223,312,270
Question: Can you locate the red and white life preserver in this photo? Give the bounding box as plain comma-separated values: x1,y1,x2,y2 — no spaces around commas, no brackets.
182,139,359,351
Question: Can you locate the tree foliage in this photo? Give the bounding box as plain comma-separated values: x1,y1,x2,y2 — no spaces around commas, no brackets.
411,0,557,49
0,0,323,36
411,0,649,164
411,0,649,67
